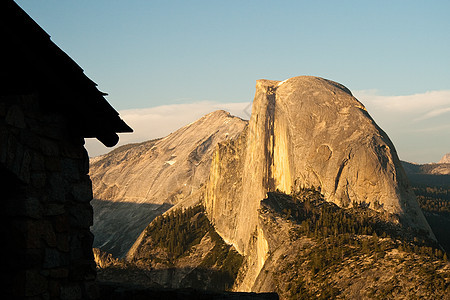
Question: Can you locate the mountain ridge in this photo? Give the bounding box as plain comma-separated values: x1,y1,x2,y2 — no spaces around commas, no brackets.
90,109,247,257
90,76,447,297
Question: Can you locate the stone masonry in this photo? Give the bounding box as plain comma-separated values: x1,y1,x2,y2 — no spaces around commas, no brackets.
1,93,98,299
1,2,131,298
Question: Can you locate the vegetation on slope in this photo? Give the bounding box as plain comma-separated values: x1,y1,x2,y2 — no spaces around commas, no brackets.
260,189,449,299
94,187,450,297
144,205,211,260
265,188,443,253
96,205,243,291
142,205,243,279
415,186,450,213
413,184,450,255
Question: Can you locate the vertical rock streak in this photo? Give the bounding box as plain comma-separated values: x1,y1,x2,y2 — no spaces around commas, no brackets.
264,87,276,192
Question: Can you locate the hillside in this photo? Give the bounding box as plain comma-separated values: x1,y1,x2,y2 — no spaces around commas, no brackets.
253,190,449,299
90,110,247,257
94,189,450,299
95,205,244,291
401,159,450,253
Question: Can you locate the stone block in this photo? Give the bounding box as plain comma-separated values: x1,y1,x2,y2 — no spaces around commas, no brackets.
48,279,61,299
25,249,44,269
0,127,8,164
56,233,70,252
49,268,69,279
84,281,100,300
48,174,66,202
45,203,65,216
60,283,82,300
20,129,40,150
5,105,26,129
70,259,96,281
19,148,32,183
68,204,93,228
53,214,70,233
0,102,6,116
7,135,20,175
45,156,62,172
40,138,60,157
81,149,90,175
44,248,69,269
23,196,43,219
61,141,84,159
69,231,94,261
71,180,93,203
41,113,65,125
41,220,58,248
61,158,80,181
69,235,83,262
43,247,62,269
30,152,46,171
31,172,47,188
39,123,65,140
25,220,43,249
18,94,40,112
24,269,48,297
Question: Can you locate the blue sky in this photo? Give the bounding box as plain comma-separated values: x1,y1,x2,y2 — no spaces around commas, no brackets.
16,1,450,162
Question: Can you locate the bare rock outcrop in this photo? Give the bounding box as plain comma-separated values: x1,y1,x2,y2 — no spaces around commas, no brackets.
204,76,435,291
439,153,450,164
91,110,246,205
90,110,247,257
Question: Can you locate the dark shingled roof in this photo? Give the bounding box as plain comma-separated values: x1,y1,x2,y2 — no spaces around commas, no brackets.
1,0,133,147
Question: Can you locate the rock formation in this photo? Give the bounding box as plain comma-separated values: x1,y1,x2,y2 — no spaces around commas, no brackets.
89,76,438,294
204,76,435,291
250,191,449,299
439,153,450,164
90,110,247,257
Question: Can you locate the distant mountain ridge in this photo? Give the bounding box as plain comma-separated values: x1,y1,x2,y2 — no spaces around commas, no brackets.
401,160,450,187
402,160,450,175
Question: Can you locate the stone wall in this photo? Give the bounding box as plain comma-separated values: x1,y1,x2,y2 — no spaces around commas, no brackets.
1,93,98,299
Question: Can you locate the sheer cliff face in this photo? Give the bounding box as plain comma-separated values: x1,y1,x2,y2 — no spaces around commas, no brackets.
204,76,434,290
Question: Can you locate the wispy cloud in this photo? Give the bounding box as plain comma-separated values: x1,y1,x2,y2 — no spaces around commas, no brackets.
414,124,450,133
414,107,450,121
354,90,450,114
354,90,450,163
86,90,450,163
353,89,450,130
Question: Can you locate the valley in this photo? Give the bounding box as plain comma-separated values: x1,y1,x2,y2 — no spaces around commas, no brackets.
90,76,450,299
